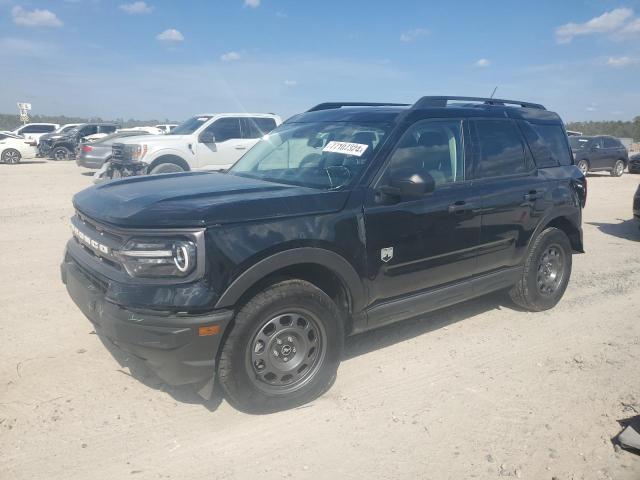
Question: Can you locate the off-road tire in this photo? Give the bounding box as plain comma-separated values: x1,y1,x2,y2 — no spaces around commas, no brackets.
611,160,625,177
149,161,184,175
218,279,344,414
509,227,572,312
1,149,21,164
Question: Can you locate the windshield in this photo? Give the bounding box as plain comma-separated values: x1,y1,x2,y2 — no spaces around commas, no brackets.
169,116,212,135
57,125,78,133
94,131,149,146
569,137,591,150
228,121,391,190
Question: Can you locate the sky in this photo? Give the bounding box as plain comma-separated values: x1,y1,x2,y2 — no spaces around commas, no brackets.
1,0,639,123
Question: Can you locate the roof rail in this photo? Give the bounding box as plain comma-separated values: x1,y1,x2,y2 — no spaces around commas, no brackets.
412,96,546,110
307,102,410,112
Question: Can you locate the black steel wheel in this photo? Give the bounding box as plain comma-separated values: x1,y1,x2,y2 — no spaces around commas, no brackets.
218,279,343,413
509,227,572,311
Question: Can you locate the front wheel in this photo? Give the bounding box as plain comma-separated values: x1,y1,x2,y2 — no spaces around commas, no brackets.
52,146,72,161
218,280,344,413
509,227,572,312
576,159,589,175
611,160,625,177
1,149,21,164
149,161,184,175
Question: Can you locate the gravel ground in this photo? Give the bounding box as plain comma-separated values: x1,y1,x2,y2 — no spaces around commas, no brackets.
1,160,639,480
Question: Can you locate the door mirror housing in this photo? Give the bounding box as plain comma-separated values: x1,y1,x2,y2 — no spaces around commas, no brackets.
199,131,216,144
381,169,436,198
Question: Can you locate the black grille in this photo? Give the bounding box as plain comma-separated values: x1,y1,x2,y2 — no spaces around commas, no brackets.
111,143,125,162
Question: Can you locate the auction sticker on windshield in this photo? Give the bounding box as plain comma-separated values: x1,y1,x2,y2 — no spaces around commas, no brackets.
322,141,369,157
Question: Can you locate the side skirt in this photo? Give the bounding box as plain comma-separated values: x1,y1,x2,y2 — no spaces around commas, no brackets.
358,267,522,333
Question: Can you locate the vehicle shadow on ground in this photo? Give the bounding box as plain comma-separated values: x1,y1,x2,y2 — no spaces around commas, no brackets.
81,172,95,177
2,160,47,165
95,290,518,412
344,291,516,360
587,219,639,242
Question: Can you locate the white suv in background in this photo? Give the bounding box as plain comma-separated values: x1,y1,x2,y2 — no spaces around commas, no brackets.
99,113,281,179
12,123,59,144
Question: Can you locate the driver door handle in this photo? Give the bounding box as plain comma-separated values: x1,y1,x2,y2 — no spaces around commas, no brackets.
235,146,247,150
448,201,474,214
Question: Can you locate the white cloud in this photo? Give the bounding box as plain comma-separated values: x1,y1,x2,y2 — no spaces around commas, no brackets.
244,0,260,7
12,6,62,27
400,28,428,42
619,18,640,37
283,79,298,86
607,56,637,67
555,8,633,43
220,51,241,62
474,58,491,68
156,29,184,42
119,2,153,14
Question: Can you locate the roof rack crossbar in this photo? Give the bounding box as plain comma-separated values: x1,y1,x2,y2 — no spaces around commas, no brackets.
307,102,410,112
412,96,546,110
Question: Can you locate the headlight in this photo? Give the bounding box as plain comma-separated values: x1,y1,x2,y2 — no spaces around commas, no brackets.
130,144,148,161
117,238,197,278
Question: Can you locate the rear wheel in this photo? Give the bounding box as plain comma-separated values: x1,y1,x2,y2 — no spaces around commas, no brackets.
149,161,184,175
52,146,72,161
1,149,21,164
576,159,589,175
611,160,625,177
218,280,343,413
509,227,572,312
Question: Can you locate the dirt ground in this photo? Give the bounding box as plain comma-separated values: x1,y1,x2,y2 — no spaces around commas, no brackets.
1,160,639,480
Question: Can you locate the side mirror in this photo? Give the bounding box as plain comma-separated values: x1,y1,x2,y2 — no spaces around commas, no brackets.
380,169,436,198
199,131,216,144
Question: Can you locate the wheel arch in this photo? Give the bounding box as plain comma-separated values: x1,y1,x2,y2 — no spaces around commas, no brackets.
148,154,190,172
540,215,584,253
214,248,367,331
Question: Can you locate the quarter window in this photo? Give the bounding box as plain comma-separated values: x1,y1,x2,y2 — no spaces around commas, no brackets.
205,118,242,142
475,120,528,178
385,119,465,186
521,122,572,167
603,137,619,148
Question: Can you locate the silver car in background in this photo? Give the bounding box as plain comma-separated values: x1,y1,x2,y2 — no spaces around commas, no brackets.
76,131,151,169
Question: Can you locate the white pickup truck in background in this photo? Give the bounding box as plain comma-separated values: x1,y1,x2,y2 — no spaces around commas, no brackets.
97,113,281,180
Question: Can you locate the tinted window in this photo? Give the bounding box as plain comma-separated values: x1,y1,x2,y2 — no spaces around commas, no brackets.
205,118,241,142
170,116,212,135
22,125,55,133
242,117,278,139
98,125,117,134
475,120,527,177
79,126,98,136
385,119,465,186
569,137,591,150
603,137,620,148
521,122,572,167
0,134,6,140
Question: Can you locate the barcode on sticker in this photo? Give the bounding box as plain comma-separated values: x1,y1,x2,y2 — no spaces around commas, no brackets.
322,141,369,157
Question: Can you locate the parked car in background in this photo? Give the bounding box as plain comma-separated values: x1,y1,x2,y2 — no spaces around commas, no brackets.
76,131,151,169
62,97,586,413
155,124,178,134
634,183,640,228
119,126,163,135
12,123,59,144
0,131,38,164
628,153,640,174
569,135,628,177
39,123,118,160
101,113,281,179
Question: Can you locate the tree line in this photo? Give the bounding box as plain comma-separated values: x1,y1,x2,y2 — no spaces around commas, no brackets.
565,117,640,141
0,113,179,132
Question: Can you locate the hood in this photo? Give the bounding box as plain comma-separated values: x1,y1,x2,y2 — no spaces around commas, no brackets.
40,131,74,142
73,172,350,228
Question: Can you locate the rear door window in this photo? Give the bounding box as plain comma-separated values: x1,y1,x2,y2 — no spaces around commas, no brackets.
474,119,529,178
603,137,619,148
205,118,242,142
242,117,278,139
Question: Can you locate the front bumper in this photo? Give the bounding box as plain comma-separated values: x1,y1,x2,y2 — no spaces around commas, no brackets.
61,257,233,386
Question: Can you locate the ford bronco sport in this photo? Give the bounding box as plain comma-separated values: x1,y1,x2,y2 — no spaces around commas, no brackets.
61,97,586,413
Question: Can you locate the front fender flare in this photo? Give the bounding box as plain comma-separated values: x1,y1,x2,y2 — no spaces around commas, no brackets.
214,247,367,312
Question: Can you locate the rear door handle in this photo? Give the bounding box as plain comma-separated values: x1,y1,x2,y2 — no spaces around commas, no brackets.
235,145,248,150
448,201,474,214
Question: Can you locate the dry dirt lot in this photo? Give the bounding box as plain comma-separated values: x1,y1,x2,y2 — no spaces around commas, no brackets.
1,160,639,480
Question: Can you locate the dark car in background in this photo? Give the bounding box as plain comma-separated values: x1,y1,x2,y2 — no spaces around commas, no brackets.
76,131,151,169
39,123,118,160
569,135,628,177
628,153,640,174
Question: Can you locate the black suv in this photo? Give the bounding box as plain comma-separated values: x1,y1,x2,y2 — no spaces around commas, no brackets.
61,97,586,413
569,135,628,177
39,123,118,160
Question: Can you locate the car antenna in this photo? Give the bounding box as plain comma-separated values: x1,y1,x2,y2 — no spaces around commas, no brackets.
490,86,498,99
